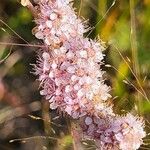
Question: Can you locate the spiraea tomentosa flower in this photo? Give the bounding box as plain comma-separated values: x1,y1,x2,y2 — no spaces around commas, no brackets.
31,0,112,119
24,0,146,149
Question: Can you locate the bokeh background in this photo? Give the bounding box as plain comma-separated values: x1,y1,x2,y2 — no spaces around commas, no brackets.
0,0,150,149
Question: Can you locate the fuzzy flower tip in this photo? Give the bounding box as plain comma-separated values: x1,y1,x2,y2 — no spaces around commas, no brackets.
34,37,112,119
32,0,88,46
81,114,146,150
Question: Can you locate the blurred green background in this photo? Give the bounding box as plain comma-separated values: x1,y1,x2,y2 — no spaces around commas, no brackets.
0,0,150,149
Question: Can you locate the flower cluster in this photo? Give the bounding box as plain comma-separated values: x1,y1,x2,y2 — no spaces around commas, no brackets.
25,0,146,149
32,0,112,119
33,0,87,46
81,114,146,150
35,37,112,119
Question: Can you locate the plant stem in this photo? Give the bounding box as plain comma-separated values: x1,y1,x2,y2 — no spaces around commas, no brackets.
130,0,139,77
71,121,83,150
130,0,142,114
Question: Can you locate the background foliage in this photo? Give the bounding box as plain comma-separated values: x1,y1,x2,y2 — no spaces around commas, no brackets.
0,0,150,149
